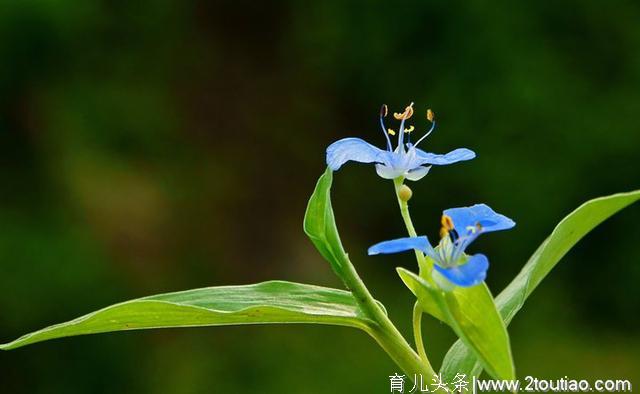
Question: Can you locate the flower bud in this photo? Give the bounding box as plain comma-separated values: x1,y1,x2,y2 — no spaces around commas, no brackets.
398,184,413,202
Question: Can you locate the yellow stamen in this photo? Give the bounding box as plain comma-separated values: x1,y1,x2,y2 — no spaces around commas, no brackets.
393,103,415,120
440,214,454,238
388,128,396,136
441,215,454,230
439,227,448,239
427,109,435,122
404,125,414,133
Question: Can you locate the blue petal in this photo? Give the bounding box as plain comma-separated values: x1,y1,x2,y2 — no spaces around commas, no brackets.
326,138,386,171
415,148,476,165
368,236,436,258
433,254,489,287
443,204,515,234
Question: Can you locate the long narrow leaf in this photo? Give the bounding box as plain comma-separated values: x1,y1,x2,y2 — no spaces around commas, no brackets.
0,281,374,350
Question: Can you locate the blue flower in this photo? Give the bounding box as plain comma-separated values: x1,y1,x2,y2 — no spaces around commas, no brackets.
368,204,515,288
326,103,476,181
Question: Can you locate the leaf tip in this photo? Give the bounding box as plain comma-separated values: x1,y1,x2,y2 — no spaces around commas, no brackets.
395,266,411,278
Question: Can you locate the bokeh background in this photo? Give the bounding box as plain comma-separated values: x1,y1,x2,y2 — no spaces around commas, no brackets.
1,1,639,393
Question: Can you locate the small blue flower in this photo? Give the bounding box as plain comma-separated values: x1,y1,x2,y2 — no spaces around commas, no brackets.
326,103,476,181
368,204,515,288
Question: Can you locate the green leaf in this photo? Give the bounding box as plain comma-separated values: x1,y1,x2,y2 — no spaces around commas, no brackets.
304,168,350,282
303,169,435,377
303,168,388,315
0,281,374,350
440,189,640,380
398,268,446,323
398,268,514,380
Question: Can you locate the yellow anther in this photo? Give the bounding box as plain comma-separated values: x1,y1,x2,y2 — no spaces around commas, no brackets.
387,128,396,136
393,103,415,120
440,214,454,238
427,109,435,122
439,228,447,239
404,125,414,133
441,215,454,230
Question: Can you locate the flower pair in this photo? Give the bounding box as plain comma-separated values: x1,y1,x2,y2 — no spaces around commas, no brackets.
325,103,515,288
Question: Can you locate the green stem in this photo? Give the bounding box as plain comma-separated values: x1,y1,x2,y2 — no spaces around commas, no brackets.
393,177,435,373
393,178,432,275
338,253,435,379
412,301,429,364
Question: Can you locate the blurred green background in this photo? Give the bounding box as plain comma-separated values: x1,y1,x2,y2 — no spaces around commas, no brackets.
1,0,639,393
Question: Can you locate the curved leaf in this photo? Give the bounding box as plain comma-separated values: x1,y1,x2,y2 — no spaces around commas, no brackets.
440,190,640,379
0,281,374,350
398,269,514,380
304,168,350,281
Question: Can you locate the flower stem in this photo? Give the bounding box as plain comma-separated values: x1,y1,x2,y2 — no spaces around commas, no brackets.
393,177,435,373
393,178,432,275
337,252,435,379
412,301,429,363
